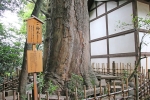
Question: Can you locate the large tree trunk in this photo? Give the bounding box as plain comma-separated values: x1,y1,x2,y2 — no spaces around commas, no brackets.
18,0,43,99
43,0,98,92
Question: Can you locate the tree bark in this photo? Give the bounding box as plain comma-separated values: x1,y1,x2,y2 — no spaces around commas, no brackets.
18,0,43,99
43,0,98,92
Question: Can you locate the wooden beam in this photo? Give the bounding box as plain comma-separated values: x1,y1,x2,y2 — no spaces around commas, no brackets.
90,29,135,43
91,52,136,58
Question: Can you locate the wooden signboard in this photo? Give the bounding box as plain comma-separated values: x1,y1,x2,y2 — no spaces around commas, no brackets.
27,50,43,73
26,16,43,44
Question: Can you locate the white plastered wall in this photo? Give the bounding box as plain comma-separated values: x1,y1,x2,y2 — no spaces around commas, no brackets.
139,32,150,52
108,3,133,35
97,4,105,16
137,1,149,18
91,39,107,55
107,1,117,11
109,33,135,54
137,1,149,30
90,16,106,40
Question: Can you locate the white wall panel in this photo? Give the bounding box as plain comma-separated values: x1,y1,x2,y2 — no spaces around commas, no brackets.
91,40,107,55
108,3,133,35
139,32,150,52
90,9,96,20
109,33,135,54
109,57,136,68
91,58,107,64
97,4,105,16
107,1,117,11
137,1,149,29
90,16,106,40
137,1,149,18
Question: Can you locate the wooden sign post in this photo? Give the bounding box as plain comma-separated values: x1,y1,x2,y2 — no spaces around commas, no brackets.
25,15,44,100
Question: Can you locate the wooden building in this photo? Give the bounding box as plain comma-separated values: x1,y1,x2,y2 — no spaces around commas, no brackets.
88,0,150,69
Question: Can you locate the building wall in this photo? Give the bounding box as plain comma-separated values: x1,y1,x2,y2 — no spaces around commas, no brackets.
90,1,140,69
137,1,150,69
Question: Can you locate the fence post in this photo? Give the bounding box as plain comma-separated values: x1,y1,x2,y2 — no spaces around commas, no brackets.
126,78,128,96
38,94,40,100
27,92,30,100
102,64,103,74
84,85,86,99
112,61,115,76
148,69,150,79
75,87,78,100
2,81,5,100
29,93,32,100
108,84,110,100
94,85,96,99
46,91,49,100
135,73,139,100
122,84,124,99
113,81,116,100
99,82,102,100
66,88,68,100
17,92,20,100
57,91,60,100
2,90,5,100
146,57,148,77
107,63,109,75
13,88,16,100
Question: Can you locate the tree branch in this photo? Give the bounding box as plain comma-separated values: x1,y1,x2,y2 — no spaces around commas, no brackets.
27,0,35,3
41,9,50,17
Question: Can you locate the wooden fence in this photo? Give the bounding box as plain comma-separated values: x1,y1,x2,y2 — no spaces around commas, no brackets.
1,74,150,100
92,61,148,77
1,66,150,100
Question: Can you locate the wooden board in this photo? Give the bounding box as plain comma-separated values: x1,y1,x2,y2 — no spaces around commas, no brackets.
27,19,42,44
27,50,43,73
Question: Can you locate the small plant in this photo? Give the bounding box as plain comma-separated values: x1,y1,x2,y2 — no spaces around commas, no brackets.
37,72,44,93
122,70,129,84
21,94,27,100
90,78,96,87
68,73,84,99
47,81,58,95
